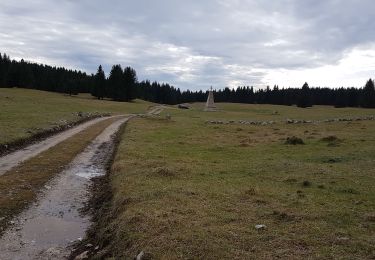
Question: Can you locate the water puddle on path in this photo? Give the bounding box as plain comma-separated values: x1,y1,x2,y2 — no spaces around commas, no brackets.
0,117,129,260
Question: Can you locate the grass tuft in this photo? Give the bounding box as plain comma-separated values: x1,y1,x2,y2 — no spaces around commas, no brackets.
302,180,312,187
321,135,343,147
320,135,340,142
272,210,296,222
365,213,375,222
285,136,304,145
152,167,176,177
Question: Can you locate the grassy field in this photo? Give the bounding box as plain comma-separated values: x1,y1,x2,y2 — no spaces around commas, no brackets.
0,88,151,145
93,103,375,259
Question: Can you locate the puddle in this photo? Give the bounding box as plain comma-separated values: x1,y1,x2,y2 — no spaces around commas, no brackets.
76,165,103,179
0,117,129,259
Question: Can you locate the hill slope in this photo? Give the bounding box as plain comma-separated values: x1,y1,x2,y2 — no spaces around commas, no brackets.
0,88,151,145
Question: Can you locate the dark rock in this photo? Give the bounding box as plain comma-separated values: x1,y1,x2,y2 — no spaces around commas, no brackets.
178,104,190,109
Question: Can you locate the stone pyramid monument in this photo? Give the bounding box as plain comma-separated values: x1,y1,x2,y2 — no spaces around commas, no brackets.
204,86,217,111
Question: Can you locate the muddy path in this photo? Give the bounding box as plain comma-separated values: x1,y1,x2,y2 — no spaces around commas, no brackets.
0,116,115,176
0,116,130,259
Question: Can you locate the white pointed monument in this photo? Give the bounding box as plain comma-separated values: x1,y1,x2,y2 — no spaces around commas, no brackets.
204,86,217,111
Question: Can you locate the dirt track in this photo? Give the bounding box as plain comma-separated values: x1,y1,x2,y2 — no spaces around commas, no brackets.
0,116,130,259
0,116,114,176
147,105,165,115
0,106,164,259
0,105,165,176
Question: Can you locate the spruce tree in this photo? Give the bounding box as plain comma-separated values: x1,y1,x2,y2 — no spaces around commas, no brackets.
123,66,137,101
108,65,125,101
360,79,375,108
92,65,106,99
297,82,312,108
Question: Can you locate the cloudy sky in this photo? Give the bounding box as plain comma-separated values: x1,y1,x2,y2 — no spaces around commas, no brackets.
1,0,375,90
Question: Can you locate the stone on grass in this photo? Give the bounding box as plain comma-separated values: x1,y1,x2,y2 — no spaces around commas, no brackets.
74,251,89,260
255,224,266,230
136,251,145,260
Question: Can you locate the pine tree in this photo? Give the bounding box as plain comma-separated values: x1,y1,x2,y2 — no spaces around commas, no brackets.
297,82,312,108
108,65,125,101
360,79,375,108
123,66,137,101
92,65,106,99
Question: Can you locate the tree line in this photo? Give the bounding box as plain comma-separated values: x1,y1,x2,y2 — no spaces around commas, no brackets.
1,53,375,108
214,81,375,108
0,53,91,94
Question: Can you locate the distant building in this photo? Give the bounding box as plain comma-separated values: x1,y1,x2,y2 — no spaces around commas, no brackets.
204,86,217,111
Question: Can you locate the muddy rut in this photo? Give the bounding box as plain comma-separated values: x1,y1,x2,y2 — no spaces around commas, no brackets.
0,116,130,259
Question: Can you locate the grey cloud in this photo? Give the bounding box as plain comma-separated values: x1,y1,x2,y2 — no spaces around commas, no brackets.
0,0,375,90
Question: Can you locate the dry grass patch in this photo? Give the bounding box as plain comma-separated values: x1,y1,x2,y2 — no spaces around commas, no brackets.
87,105,375,259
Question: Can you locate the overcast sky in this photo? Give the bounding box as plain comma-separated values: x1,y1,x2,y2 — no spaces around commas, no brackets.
1,0,375,90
